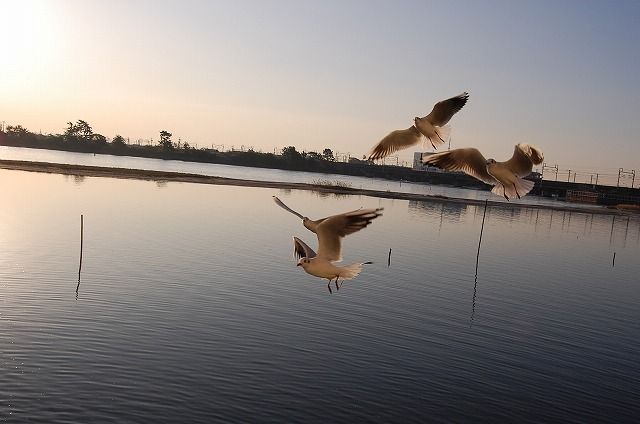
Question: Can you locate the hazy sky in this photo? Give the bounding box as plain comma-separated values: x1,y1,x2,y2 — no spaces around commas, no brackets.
1,0,639,175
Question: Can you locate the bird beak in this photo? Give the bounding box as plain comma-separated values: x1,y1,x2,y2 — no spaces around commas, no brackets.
296,263,301,267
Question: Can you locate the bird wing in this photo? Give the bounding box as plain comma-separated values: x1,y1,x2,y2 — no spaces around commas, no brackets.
293,236,316,260
316,208,383,262
273,196,305,219
503,143,544,177
368,126,421,161
422,148,497,185
423,92,469,126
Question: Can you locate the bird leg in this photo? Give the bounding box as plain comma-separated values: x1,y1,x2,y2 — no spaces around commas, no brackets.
513,184,521,199
327,280,333,294
335,278,340,291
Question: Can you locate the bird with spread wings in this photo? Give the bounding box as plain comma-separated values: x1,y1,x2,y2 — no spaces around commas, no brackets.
368,92,469,161
273,196,382,293
422,143,544,200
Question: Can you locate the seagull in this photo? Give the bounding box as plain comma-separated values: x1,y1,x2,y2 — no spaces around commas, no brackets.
273,196,383,293
421,143,544,200
368,92,469,161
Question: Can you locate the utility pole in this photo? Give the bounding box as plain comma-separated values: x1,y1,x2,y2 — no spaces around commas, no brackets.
567,170,571,182
618,168,636,188
542,163,559,181
573,172,576,183
618,168,622,187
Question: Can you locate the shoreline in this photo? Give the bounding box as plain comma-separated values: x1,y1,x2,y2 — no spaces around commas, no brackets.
1,159,635,216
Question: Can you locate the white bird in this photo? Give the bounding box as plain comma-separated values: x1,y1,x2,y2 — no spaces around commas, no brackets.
368,92,469,161
421,143,544,200
273,196,383,293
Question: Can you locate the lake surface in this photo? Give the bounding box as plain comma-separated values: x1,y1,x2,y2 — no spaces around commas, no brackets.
1,167,639,423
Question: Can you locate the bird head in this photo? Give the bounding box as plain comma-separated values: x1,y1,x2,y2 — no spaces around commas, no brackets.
297,257,311,268
486,158,496,165
414,116,421,124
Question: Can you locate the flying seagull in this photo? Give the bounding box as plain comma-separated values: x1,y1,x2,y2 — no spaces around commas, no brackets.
368,92,469,161
421,143,544,200
273,196,383,293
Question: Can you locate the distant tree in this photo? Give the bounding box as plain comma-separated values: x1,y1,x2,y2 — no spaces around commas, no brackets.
6,125,29,137
305,151,323,160
322,148,335,161
92,134,107,144
64,121,78,141
112,134,126,146
64,120,93,142
281,146,302,161
159,130,173,149
76,120,93,140
182,141,191,150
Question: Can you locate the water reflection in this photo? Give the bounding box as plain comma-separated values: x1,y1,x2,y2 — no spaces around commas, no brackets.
407,200,467,223
62,174,86,185
310,190,350,200
471,275,478,326
1,168,640,423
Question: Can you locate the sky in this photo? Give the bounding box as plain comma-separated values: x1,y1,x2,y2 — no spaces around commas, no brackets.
1,0,639,178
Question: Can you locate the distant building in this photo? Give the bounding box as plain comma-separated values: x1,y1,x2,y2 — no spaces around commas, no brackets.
529,171,542,180
413,151,466,175
413,152,444,172
349,157,373,165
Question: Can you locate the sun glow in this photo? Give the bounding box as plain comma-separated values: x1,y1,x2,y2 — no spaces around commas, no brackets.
0,1,60,89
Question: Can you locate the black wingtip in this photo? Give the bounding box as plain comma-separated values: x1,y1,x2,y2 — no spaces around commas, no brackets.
363,261,373,265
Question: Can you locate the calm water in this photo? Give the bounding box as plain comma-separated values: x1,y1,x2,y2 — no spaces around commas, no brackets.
1,168,639,423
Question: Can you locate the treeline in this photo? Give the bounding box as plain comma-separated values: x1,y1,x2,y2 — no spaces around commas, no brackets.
0,120,364,172
0,120,493,188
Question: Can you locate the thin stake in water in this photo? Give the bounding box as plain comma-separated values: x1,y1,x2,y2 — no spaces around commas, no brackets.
387,248,392,267
612,251,616,267
76,214,83,293
471,199,488,326
475,199,488,277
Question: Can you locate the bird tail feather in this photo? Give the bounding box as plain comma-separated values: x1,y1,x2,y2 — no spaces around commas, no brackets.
431,125,451,148
339,262,371,280
491,177,535,200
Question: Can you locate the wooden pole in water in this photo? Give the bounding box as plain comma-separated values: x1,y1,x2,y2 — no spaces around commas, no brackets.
612,252,616,267
76,214,83,292
471,199,489,326
475,199,489,277
387,248,392,267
